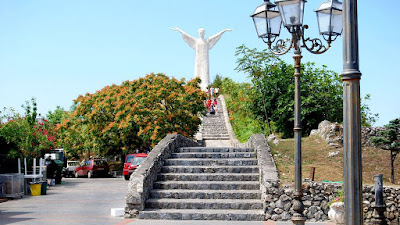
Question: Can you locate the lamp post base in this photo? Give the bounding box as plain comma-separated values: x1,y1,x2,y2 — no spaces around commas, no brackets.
292,192,305,225
372,206,387,225
291,215,306,225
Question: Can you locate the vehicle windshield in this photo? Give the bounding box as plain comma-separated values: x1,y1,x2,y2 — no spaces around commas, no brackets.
126,155,135,163
68,162,79,167
93,160,107,166
131,157,146,165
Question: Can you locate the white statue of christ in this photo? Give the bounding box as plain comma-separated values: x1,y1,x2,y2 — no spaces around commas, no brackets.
171,27,232,91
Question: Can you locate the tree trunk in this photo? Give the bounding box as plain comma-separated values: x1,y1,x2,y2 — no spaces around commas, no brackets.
390,150,398,184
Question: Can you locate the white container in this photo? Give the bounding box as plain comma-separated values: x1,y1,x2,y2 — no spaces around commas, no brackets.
110,208,124,217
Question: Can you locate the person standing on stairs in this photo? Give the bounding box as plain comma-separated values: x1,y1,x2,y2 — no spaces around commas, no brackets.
210,104,215,115
215,87,219,97
210,86,215,98
212,98,218,113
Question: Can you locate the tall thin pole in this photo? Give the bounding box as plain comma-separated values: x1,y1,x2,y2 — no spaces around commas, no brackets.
291,29,305,225
342,0,363,224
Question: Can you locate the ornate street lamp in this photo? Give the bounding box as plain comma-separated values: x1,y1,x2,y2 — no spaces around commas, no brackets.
251,1,342,224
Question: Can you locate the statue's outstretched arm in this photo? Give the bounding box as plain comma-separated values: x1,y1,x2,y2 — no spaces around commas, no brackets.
207,29,233,49
171,27,196,49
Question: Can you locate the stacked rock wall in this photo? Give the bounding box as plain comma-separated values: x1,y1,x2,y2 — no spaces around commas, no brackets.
264,182,400,224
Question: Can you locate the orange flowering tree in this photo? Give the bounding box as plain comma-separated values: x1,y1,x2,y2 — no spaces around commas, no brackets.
58,73,206,158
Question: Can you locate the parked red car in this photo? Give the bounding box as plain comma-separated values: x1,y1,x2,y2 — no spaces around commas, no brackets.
74,159,109,178
123,153,148,180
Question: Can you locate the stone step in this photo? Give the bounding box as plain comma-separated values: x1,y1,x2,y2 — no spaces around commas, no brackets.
138,209,266,221
202,133,229,136
202,120,225,123
149,189,262,199
145,198,263,210
153,181,260,190
161,165,259,173
201,128,227,131
202,128,227,131
202,136,230,140
164,158,258,166
171,152,256,159
202,131,229,133
179,147,253,153
157,173,259,182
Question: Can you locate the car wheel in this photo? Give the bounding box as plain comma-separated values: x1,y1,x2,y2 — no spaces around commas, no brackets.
124,175,130,180
87,171,92,178
74,171,79,178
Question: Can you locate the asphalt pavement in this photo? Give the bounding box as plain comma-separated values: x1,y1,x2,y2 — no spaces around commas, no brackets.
0,177,334,225
0,177,128,225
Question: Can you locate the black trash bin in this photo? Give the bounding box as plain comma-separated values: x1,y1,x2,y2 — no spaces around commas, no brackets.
41,181,47,195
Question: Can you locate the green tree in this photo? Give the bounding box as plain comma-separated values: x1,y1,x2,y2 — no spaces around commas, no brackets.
58,73,206,159
235,45,343,138
0,98,57,158
211,74,223,89
371,118,400,184
47,106,69,125
361,94,379,127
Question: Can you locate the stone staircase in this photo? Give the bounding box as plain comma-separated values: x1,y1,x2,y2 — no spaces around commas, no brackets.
136,96,268,221
138,146,265,220
201,98,230,140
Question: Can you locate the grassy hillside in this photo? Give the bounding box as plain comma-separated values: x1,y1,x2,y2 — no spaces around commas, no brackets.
269,136,400,186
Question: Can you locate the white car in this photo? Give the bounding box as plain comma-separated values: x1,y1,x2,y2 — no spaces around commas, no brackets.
63,161,80,177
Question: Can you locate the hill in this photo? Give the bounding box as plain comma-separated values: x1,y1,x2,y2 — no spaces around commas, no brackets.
269,136,400,186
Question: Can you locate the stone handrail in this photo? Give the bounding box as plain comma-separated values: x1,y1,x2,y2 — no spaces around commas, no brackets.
218,95,244,147
219,95,279,183
243,134,279,186
125,134,198,218
218,94,279,213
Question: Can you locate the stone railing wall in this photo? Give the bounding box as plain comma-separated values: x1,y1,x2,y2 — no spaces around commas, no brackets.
265,182,400,224
125,134,199,218
219,95,280,208
236,134,280,215
218,95,244,148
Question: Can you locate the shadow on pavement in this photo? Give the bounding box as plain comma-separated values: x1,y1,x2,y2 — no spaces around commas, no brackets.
0,211,34,225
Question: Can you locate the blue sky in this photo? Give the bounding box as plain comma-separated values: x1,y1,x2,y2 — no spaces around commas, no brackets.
0,1,398,127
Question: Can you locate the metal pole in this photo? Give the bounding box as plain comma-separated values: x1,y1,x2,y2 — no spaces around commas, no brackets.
291,28,305,225
342,0,363,224
373,174,387,225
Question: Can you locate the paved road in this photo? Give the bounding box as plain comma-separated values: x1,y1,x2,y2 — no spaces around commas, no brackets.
0,177,129,225
0,177,333,225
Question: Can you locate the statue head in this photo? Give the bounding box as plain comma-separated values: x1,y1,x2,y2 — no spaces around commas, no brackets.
198,28,205,38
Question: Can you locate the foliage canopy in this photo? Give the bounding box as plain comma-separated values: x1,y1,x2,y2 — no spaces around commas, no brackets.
0,98,57,158
234,45,343,138
58,73,206,158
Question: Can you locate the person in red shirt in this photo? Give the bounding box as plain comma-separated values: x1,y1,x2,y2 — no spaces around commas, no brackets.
206,99,212,111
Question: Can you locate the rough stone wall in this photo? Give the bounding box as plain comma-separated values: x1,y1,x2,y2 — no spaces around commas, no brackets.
218,95,245,148
235,133,280,216
265,182,400,224
309,120,385,148
125,134,199,218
